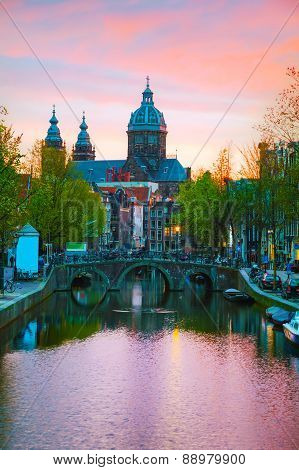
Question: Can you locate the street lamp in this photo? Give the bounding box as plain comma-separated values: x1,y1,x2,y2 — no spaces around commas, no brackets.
175,225,181,252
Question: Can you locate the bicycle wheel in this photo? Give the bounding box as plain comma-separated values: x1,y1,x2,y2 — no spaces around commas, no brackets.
6,281,16,293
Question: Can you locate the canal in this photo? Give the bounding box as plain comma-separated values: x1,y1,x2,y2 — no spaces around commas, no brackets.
0,269,298,449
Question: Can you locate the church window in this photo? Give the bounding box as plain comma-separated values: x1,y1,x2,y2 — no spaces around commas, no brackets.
148,135,157,144
135,135,144,144
149,111,158,124
136,111,145,123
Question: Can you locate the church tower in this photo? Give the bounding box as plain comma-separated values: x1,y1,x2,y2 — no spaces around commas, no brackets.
72,112,95,161
124,77,167,180
45,105,64,148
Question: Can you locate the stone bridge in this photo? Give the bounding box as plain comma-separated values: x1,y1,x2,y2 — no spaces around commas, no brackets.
54,258,240,292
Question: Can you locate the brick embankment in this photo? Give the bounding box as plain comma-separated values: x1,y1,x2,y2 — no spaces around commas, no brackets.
0,269,57,329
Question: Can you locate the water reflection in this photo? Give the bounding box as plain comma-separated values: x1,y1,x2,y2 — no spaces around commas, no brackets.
0,271,298,449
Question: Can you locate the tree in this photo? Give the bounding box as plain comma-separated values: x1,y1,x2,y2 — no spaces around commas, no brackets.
21,139,43,177
256,67,299,144
26,141,106,249
0,107,28,268
212,145,232,187
232,142,267,265
177,149,233,254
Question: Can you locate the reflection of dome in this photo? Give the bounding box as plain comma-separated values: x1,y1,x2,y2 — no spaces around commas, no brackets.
128,78,167,132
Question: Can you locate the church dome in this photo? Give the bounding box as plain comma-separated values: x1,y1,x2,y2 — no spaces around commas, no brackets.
128,77,167,132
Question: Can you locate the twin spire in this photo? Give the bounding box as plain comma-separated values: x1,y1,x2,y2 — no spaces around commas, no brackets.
45,105,63,148
45,77,152,160
45,107,95,161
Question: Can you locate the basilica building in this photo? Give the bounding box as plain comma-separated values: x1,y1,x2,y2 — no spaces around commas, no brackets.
44,79,190,196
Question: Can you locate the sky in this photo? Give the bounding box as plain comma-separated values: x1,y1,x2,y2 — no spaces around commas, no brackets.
0,0,298,172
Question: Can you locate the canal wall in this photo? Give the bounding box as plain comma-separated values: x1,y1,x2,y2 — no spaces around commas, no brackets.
237,269,298,311
0,268,58,329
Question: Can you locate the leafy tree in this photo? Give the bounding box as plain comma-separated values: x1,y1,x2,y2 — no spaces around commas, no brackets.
256,67,299,144
177,149,233,254
25,141,105,249
0,107,28,267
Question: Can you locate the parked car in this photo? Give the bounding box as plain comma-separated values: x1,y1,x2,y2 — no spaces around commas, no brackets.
282,278,299,299
290,261,299,274
258,273,282,290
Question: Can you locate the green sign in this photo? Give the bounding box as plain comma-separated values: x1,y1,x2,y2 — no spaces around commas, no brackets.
66,242,87,252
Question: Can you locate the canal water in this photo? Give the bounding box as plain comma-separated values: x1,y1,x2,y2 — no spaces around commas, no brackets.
0,270,298,450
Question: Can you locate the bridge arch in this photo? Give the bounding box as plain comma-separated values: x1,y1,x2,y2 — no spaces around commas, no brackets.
179,267,214,290
69,266,111,290
114,261,174,290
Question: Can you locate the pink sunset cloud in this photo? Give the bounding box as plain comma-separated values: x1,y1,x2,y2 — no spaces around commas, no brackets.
0,0,298,170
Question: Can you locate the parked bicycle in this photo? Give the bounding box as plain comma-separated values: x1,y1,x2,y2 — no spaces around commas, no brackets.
4,279,17,293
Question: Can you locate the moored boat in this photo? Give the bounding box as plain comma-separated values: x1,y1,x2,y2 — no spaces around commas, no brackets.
283,312,299,346
223,288,254,303
265,305,285,319
271,309,295,327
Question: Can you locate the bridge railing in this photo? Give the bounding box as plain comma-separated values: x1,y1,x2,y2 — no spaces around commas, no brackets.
47,251,250,269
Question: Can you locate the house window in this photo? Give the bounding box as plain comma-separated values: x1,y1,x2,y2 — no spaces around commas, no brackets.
157,220,162,228
150,210,156,217
157,230,162,241
150,230,155,240
151,220,156,229
164,227,170,236
150,243,156,251
157,210,163,217
157,243,162,252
